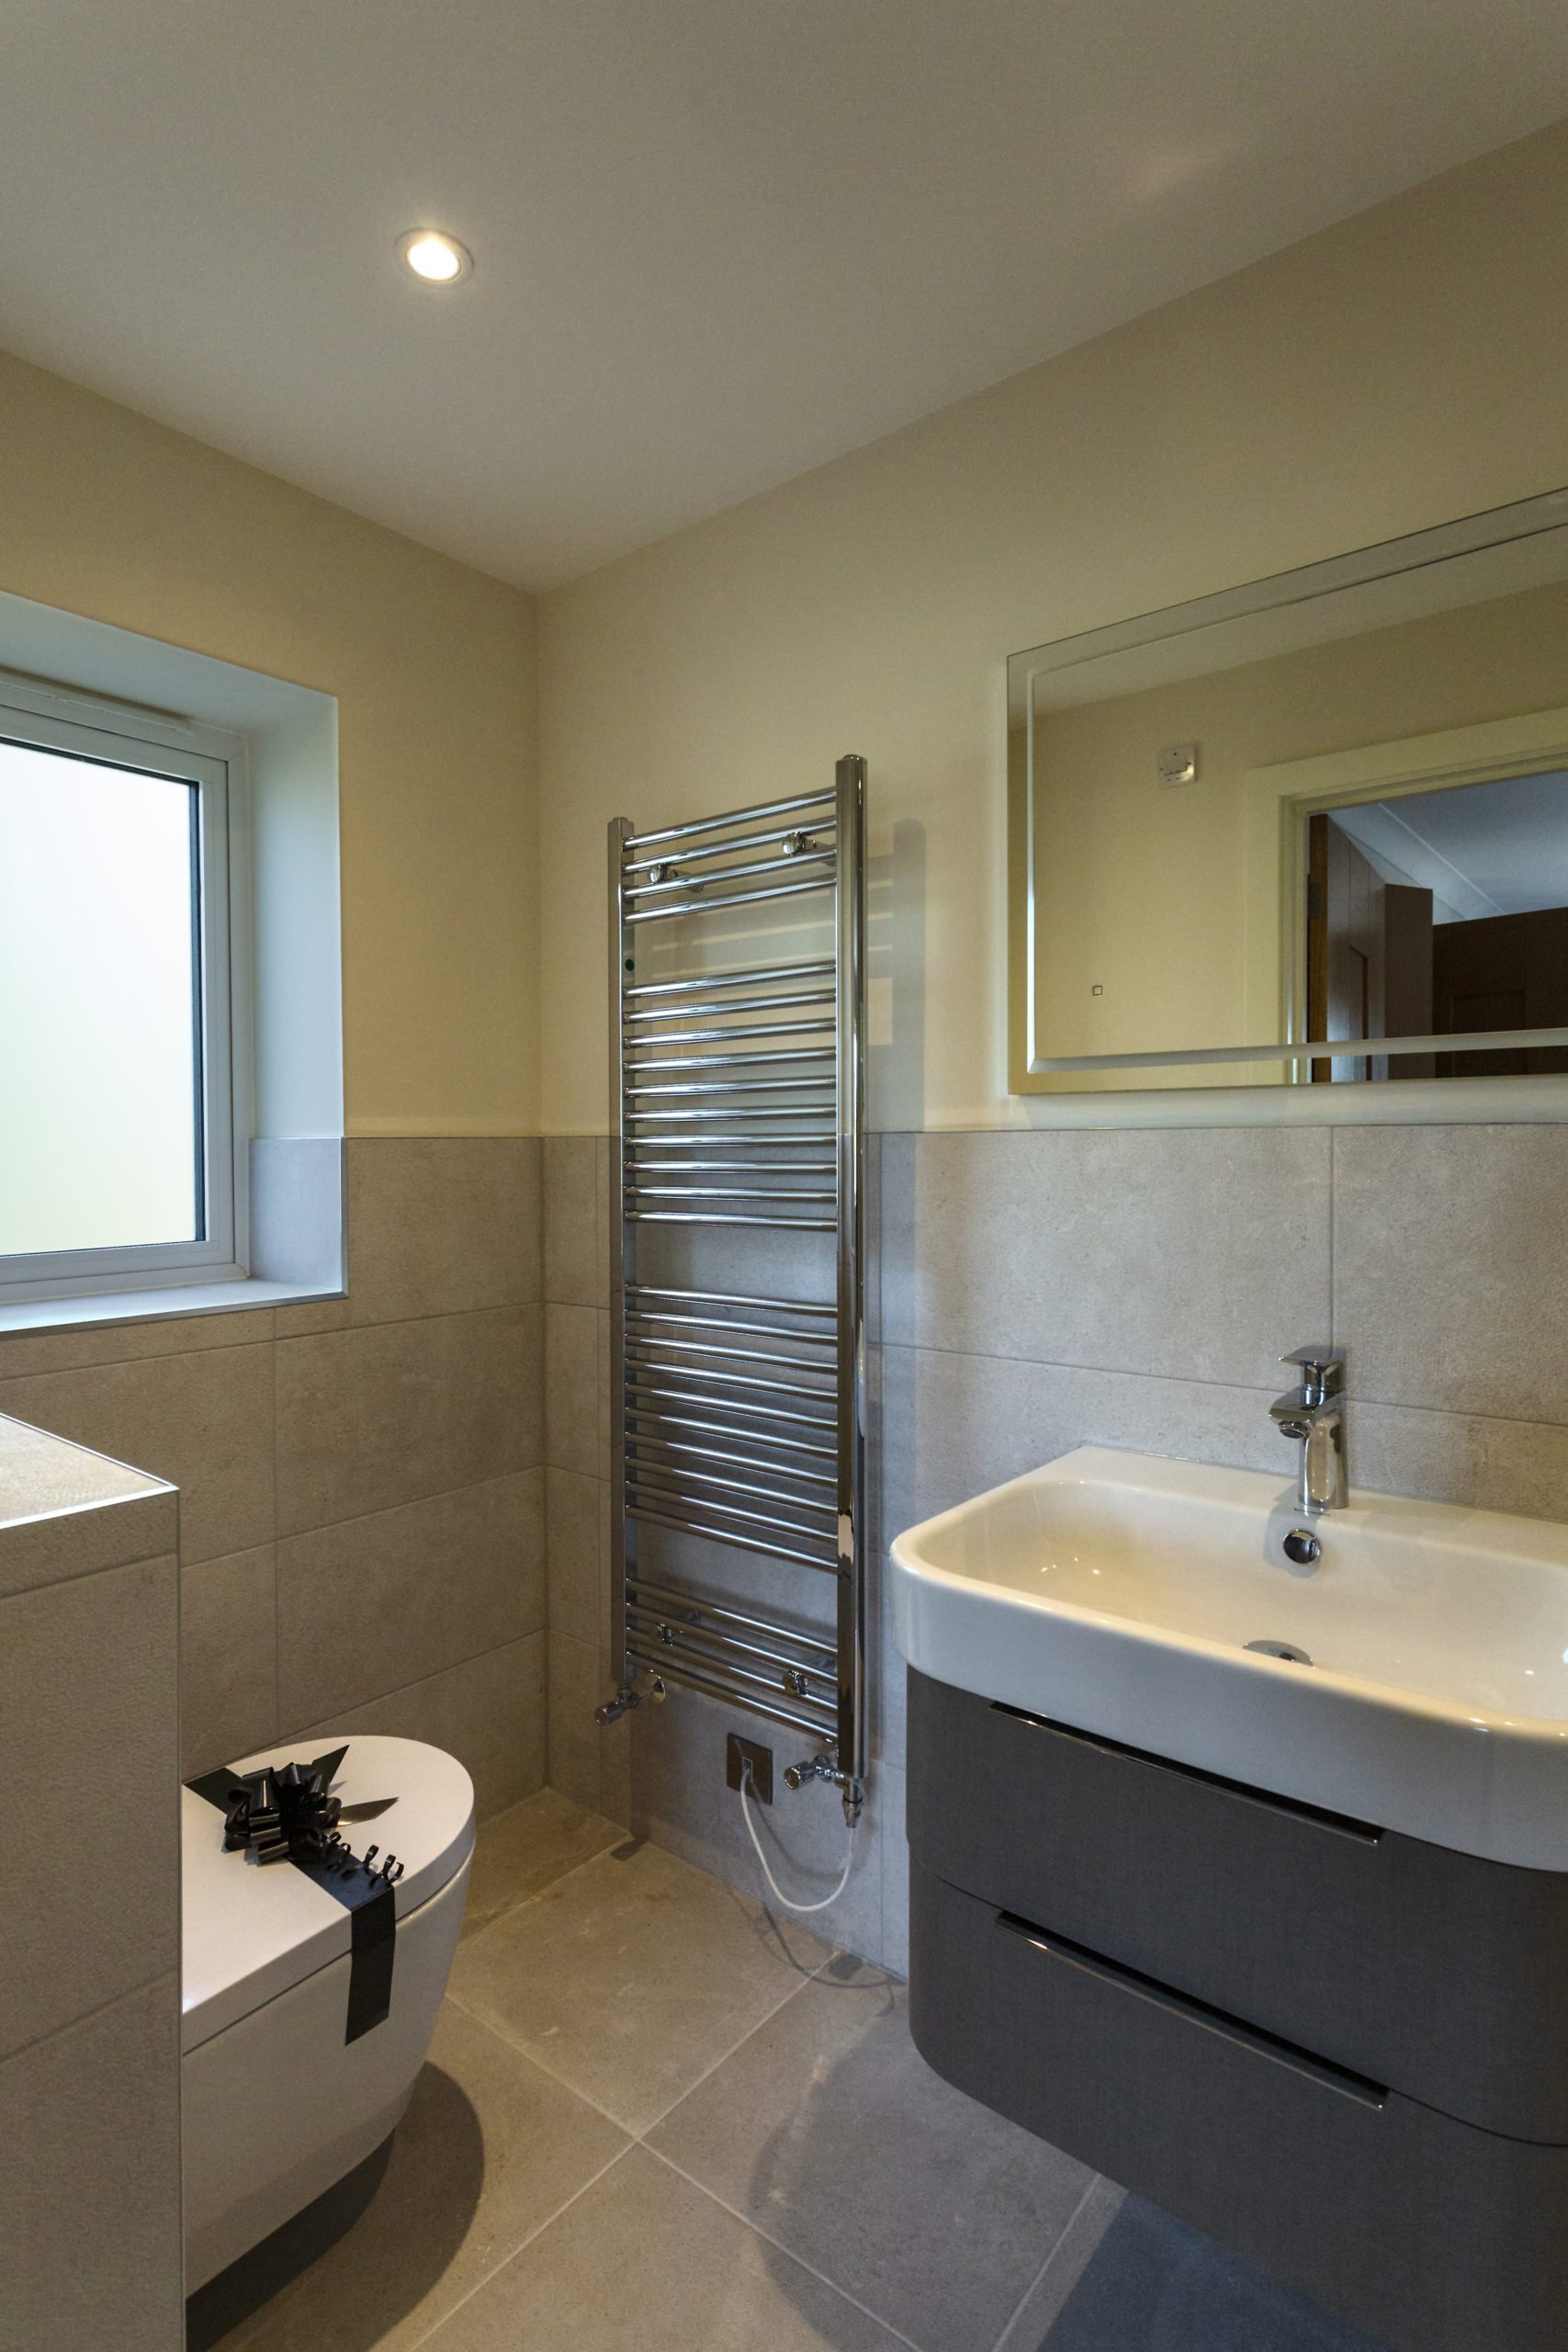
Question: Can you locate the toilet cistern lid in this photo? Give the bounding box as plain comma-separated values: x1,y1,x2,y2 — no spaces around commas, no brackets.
180,1734,474,2053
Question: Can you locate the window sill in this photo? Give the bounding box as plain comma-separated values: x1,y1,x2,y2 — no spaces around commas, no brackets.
0,1274,346,1342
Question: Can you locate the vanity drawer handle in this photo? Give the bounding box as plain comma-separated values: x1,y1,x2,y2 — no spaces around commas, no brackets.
990,1702,1382,1846
995,1910,1387,2109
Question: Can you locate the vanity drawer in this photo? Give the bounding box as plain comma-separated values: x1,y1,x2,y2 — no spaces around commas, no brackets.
908,1665,1568,2139
908,1858,1568,2352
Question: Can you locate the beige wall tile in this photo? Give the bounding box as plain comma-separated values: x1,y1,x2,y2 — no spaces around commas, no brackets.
880,1128,1332,1386
0,1343,275,1565
0,1303,276,1378
277,1470,545,1726
545,1303,605,1477
547,1465,605,1647
878,1761,909,1978
0,1975,182,2352
1354,1401,1568,1521
0,1556,178,2058
544,1136,608,1307
548,1629,604,1810
180,1544,280,1778
879,1340,1283,1537
340,1136,542,1326
1334,1126,1568,1419
276,1306,539,1534
286,1628,547,1821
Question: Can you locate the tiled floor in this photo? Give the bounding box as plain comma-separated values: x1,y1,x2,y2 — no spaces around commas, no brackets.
198,1788,1390,2352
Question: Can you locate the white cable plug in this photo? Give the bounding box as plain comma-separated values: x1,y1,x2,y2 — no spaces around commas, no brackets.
739,1760,856,1914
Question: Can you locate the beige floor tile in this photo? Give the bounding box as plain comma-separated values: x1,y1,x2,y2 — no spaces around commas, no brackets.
461,1787,623,1941
649,1973,1095,2352
995,2177,1125,2347
448,1838,828,2133
420,2144,906,2352
212,2003,627,2352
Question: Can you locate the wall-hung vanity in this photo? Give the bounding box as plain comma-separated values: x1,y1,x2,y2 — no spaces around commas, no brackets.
892,1445,1568,2352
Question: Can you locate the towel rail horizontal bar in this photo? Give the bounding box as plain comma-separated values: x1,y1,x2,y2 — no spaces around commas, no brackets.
626,1393,836,1442
629,1110,846,1128
627,1432,836,1489
627,1618,839,1711
627,1307,836,1345
628,1185,836,1204
627,1333,836,1377
624,821,837,874
626,1357,833,1402
627,1363,838,1408
628,1284,836,1317
623,959,834,1001
624,875,835,923
626,990,836,1024
628,1574,835,1657
624,1645,836,1740
627,1502,837,1574
625,847,834,900
626,1047,834,1075
625,1021,836,1052
625,1609,841,1683
628,1459,837,1525
626,1073,835,1098
629,1211,837,1229
627,791,834,850
627,1478,836,1545
626,1160,838,1178
626,1404,836,1461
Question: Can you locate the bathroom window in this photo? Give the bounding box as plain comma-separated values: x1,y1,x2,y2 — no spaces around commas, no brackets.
0,690,247,1304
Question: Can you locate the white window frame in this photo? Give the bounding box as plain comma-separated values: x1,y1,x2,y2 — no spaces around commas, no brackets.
0,684,252,1306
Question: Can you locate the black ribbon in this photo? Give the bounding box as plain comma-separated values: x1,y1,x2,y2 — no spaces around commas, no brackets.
187,1746,399,2043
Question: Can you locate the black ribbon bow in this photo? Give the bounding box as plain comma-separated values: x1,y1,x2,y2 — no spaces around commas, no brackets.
188,1743,405,2041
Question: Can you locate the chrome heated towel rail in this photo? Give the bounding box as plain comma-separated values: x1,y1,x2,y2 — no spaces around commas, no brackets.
596,758,867,1821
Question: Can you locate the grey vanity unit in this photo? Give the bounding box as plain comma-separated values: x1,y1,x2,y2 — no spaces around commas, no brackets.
907,1667,1568,2352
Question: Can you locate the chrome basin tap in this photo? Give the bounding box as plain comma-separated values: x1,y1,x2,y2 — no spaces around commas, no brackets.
1270,1346,1347,1516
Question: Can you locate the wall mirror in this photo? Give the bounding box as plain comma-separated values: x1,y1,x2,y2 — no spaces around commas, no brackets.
1009,487,1568,1103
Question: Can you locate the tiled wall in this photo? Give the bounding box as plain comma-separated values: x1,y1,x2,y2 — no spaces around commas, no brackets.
544,1120,1568,1977
0,1424,182,2349
0,1138,547,1819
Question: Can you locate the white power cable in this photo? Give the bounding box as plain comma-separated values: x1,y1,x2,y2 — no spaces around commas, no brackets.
739,1762,856,1913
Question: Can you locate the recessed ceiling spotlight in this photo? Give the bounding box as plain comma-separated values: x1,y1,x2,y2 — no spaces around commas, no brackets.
397,229,474,286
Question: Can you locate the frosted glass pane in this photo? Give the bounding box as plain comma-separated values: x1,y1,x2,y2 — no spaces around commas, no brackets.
0,739,200,1258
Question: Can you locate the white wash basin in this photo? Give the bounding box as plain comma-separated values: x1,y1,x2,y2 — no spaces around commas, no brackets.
890,1446,1568,1871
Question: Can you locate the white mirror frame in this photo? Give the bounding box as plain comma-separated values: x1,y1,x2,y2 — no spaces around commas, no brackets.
1008,486,1568,1125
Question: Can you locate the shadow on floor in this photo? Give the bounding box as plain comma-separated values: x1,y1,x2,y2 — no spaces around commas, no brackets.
186,2063,484,2352
1038,2198,1395,2352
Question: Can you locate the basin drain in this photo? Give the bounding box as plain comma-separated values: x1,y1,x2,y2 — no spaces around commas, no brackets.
1245,1639,1313,1665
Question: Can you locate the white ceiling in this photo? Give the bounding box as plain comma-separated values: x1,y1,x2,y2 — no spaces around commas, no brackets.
1337,773,1568,921
4,4,1568,590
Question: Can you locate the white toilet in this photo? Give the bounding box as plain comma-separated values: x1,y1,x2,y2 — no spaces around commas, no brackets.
181,1734,475,2291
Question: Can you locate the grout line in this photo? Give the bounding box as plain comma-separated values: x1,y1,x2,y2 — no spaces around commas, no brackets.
441,1986,634,2136
400,2137,639,2351
0,1964,175,2070
645,2146,928,2352
989,2171,1102,2351
877,1338,1285,1396
1335,1128,1344,1354
275,1464,545,1552
632,1967,819,2137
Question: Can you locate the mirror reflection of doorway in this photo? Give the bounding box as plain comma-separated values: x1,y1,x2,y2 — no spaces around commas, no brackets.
1305,768,1568,1080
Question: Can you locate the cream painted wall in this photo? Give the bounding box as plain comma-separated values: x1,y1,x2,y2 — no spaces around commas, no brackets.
0,349,538,1136
538,119,1568,1135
